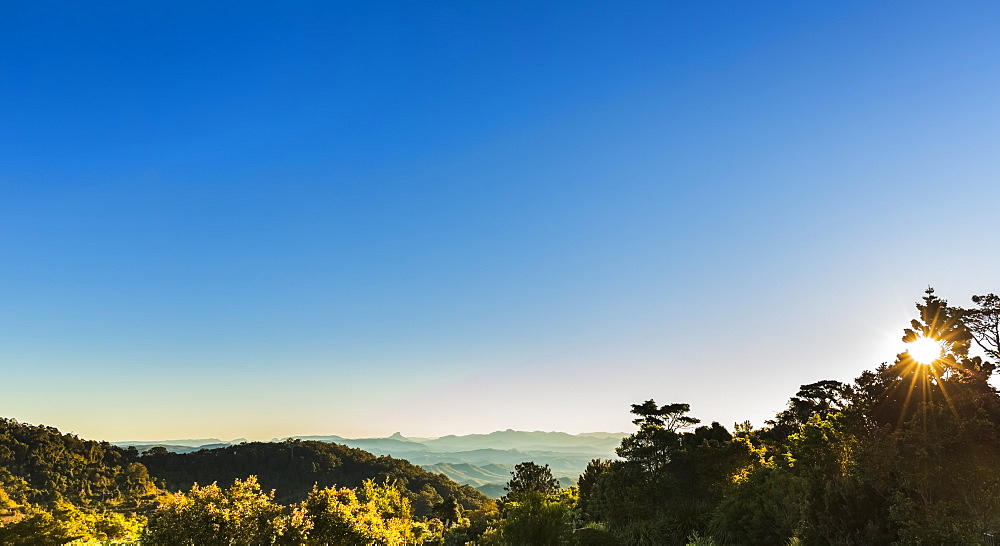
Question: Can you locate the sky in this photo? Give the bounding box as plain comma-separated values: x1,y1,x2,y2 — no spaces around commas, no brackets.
3,1,1000,442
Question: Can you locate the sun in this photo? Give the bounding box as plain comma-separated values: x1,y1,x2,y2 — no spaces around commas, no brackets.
906,336,943,365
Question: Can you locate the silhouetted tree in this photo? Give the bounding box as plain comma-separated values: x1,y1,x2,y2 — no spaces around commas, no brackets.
965,293,1000,362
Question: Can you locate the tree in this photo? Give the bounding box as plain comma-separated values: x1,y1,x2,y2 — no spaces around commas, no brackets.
143,476,285,545
616,400,699,473
489,488,576,545
302,482,417,545
892,287,977,380
432,496,462,528
765,380,853,441
965,293,1000,362
576,459,613,520
501,462,560,504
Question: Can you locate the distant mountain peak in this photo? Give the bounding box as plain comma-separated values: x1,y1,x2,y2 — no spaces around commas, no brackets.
389,432,405,439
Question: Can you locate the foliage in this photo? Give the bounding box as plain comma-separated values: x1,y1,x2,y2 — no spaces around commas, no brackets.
0,418,156,543
486,488,577,545
575,458,613,521
0,499,145,545
143,476,285,545
299,480,419,545
565,288,1000,544
501,461,561,504
0,418,159,508
965,292,1000,361
140,438,490,514
144,476,434,545
764,380,852,441
616,401,700,473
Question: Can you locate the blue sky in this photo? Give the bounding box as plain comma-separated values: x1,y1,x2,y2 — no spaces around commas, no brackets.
3,1,1000,441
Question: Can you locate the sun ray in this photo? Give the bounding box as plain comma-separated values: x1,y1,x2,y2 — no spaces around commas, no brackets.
896,364,924,428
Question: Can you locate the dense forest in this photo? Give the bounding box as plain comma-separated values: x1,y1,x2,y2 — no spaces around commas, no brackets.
2,288,1000,544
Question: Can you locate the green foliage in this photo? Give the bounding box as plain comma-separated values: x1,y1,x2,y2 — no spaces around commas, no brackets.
143,476,285,545
585,403,753,543
0,418,157,543
709,466,805,544
431,496,462,527
300,481,418,545
0,483,16,511
144,476,433,545
764,380,852,442
437,504,498,545
501,461,561,504
0,500,145,545
140,439,490,514
684,530,717,545
616,401,700,474
0,418,160,508
0,504,84,546
576,458,613,520
0,418,494,544
572,522,621,545
488,488,577,545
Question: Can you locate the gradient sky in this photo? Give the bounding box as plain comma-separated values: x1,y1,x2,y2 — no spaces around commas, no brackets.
3,1,1000,442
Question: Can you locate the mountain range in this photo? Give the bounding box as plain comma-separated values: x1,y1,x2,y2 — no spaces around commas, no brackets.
114,430,627,497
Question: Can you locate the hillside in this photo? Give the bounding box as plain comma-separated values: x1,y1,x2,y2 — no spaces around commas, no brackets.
0,418,494,543
422,462,577,498
138,439,490,513
0,418,160,509
0,418,490,518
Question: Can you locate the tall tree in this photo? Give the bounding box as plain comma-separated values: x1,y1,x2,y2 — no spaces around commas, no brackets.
965,293,1000,362
616,401,700,473
501,462,560,504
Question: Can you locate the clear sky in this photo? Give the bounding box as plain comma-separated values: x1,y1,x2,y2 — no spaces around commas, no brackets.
3,1,1000,441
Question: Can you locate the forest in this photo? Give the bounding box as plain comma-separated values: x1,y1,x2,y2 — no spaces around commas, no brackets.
2,288,1000,545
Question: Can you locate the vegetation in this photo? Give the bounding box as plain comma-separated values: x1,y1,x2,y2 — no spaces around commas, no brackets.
138,439,489,513
571,288,1000,545
0,421,490,543
3,288,1000,543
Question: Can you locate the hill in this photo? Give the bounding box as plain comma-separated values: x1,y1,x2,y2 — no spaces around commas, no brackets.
0,418,491,518
273,430,627,497
138,439,490,514
0,418,159,509
111,429,628,499
421,462,577,498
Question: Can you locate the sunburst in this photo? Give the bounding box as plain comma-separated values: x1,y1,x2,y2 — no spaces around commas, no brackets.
906,336,942,365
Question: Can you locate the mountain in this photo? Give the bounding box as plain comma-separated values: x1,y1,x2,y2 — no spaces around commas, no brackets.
269,430,628,498
113,429,628,498
282,434,429,454
421,462,577,498
421,463,512,488
421,430,625,453
114,438,246,448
